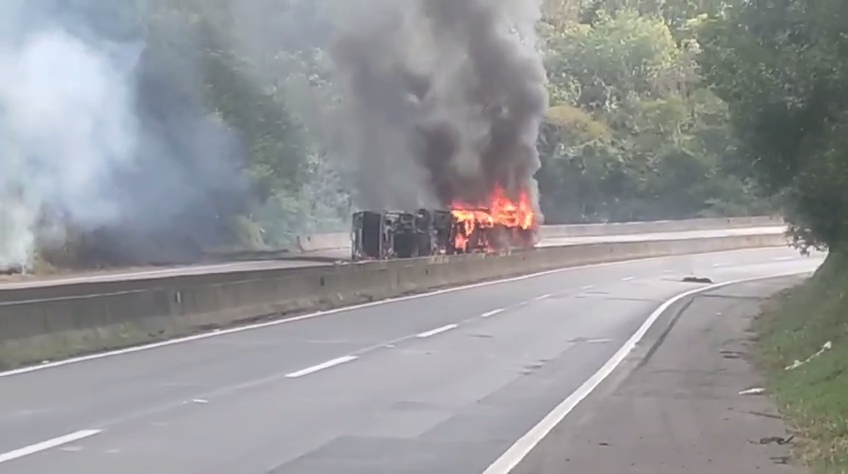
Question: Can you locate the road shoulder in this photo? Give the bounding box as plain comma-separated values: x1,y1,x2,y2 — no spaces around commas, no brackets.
512,275,808,474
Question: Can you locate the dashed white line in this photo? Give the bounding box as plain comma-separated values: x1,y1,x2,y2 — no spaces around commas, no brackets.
580,285,595,290
416,324,458,339
621,276,635,281
534,293,552,301
284,355,358,378
712,262,730,267
0,430,102,464
482,308,505,318
773,256,794,262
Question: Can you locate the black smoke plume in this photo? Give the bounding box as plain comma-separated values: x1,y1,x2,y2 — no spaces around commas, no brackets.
330,0,548,215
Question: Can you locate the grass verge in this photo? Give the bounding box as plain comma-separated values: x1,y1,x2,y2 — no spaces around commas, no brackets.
754,251,848,473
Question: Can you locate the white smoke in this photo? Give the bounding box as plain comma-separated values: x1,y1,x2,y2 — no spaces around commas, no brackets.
0,14,141,269
0,1,251,269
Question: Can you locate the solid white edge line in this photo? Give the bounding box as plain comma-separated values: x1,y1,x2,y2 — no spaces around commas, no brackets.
480,269,813,474
0,247,801,379
0,429,102,464
416,324,458,339
534,294,552,301
284,355,358,379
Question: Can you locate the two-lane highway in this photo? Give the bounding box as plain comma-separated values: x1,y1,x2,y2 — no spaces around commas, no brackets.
0,247,821,473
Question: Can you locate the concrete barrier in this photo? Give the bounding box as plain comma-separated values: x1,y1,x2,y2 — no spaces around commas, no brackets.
296,216,785,251
0,232,789,370
539,216,784,239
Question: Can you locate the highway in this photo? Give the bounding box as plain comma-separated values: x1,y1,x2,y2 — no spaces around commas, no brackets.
0,246,820,473
0,226,785,290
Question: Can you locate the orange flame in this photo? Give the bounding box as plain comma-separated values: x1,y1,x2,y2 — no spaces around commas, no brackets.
450,185,537,253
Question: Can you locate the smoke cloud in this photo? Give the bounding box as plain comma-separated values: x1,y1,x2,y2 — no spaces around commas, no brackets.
0,0,250,269
329,0,548,215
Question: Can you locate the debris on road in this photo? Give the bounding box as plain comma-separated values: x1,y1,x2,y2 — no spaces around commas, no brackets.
682,276,714,284
785,340,832,370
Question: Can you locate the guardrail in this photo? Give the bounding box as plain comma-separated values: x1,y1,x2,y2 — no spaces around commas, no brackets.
296,216,785,252
0,229,790,370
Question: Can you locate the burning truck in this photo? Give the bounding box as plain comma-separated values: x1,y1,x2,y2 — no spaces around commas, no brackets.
350,185,538,261
331,0,549,263
449,185,537,253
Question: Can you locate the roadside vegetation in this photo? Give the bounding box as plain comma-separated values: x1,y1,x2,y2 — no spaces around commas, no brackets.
754,254,848,472
697,0,848,471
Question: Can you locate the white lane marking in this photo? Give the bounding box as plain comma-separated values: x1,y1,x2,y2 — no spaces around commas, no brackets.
0,247,806,379
533,293,552,301
481,269,814,474
416,324,458,339
482,308,505,318
773,256,794,262
712,262,730,267
0,430,102,464
621,276,635,281
284,355,358,379
580,285,595,290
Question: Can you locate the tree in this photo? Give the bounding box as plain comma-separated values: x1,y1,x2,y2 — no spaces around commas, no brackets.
698,0,848,249
537,8,764,224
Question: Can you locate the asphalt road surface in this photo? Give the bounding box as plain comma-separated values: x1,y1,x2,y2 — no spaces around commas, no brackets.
511,276,806,474
0,246,821,473
0,226,785,290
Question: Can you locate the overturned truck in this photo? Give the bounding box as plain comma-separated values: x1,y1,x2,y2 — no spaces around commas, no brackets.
351,209,451,261
350,206,536,262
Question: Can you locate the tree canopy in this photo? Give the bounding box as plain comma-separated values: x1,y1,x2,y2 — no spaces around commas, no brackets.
698,0,848,250
537,4,768,223
5,0,788,269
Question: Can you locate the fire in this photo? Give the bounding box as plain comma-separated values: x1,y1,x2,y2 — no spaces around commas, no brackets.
450,185,537,253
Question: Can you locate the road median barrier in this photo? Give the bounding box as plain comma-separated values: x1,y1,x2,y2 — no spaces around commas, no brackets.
538,215,784,239
292,216,786,251
0,232,789,370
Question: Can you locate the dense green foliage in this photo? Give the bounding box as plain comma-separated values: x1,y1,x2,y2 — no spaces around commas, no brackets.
142,0,350,251
23,0,778,268
754,254,848,472
142,0,773,244
143,0,775,244
698,0,848,251
538,7,768,222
